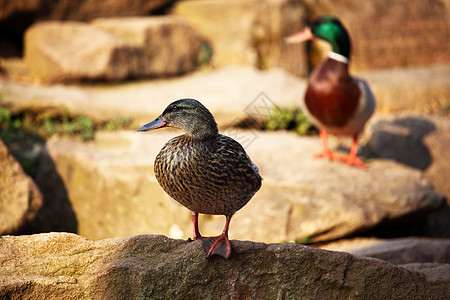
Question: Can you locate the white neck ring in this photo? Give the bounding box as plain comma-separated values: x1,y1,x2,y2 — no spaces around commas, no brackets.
328,52,349,64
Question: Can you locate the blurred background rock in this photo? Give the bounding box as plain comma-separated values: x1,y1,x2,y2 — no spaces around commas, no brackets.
1,0,449,78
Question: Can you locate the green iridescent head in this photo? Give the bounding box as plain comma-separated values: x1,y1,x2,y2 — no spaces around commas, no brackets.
310,16,351,58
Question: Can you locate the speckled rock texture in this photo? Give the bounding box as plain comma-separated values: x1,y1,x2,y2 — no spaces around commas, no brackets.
0,233,448,299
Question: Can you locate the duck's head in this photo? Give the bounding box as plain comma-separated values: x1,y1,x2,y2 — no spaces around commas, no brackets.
137,98,218,139
286,16,351,59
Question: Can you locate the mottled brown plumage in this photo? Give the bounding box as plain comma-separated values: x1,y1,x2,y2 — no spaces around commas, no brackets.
138,98,261,258
155,135,260,215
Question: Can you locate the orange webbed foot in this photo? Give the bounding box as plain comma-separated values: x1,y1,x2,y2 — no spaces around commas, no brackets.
201,234,232,258
338,135,368,169
339,154,367,169
314,149,337,161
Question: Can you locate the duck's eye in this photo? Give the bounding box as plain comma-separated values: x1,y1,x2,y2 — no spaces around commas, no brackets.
170,105,178,112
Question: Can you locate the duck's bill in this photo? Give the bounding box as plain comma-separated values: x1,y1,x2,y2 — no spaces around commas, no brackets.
284,27,313,44
137,115,167,132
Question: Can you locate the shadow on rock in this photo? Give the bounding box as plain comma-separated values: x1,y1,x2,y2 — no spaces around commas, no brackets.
21,145,78,234
361,116,436,170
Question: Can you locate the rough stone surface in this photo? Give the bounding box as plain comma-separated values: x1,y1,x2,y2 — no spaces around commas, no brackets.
33,130,444,243
0,139,43,235
24,17,204,82
173,0,309,76
0,232,448,299
321,237,450,265
402,263,450,284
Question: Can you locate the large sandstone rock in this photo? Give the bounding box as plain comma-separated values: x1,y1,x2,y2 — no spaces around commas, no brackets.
364,113,450,238
0,139,43,235
0,0,173,22
173,0,309,76
0,233,448,299
24,21,141,82
0,0,174,57
92,16,205,77
302,0,450,71
24,17,204,82
366,112,450,200
35,130,444,243
251,0,308,76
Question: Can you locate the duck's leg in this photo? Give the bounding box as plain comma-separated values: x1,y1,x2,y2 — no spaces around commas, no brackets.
339,135,367,169
191,211,202,240
201,215,232,259
314,130,336,160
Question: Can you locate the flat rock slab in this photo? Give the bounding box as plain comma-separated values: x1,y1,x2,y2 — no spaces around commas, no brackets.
38,130,444,243
0,233,448,299
1,65,449,127
0,66,304,127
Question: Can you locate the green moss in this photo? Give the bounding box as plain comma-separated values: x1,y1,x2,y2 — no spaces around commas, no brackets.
440,101,450,115
0,107,133,174
104,116,132,131
0,107,46,176
263,106,317,136
278,236,313,245
198,42,213,67
296,236,313,245
1,107,133,141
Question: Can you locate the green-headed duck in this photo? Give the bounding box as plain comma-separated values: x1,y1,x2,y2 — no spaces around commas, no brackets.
138,98,262,258
286,16,376,168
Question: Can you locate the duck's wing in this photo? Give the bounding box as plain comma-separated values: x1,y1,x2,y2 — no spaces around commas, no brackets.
217,135,261,177
348,77,376,134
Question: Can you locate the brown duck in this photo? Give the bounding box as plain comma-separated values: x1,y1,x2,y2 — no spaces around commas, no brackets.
138,98,262,258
